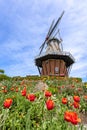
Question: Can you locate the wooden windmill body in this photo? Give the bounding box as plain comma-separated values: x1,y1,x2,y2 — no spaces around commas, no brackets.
35,11,75,77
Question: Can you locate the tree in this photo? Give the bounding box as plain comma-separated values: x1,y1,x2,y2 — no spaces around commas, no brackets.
0,69,5,74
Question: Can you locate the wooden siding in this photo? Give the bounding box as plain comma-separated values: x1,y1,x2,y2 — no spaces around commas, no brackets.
41,59,68,76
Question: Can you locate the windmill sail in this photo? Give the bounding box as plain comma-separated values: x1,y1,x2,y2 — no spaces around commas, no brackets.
39,20,55,55
39,11,64,55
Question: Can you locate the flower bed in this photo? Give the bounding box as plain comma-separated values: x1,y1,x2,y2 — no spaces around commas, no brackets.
0,77,87,130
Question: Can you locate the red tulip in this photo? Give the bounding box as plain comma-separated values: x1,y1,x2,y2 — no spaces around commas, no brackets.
21,87,26,96
10,87,15,91
2,89,8,93
62,86,65,88
71,85,75,88
73,101,79,108
27,94,36,101
45,90,52,98
15,87,18,92
46,99,54,110
3,98,13,108
64,111,71,122
78,88,82,91
64,111,81,125
62,98,68,104
73,96,80,102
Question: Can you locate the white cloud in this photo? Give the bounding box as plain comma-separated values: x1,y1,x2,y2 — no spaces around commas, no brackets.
66,0,74,8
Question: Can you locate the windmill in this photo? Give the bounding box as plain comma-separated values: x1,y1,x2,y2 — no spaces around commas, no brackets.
35,11,75,76
39,11,64,55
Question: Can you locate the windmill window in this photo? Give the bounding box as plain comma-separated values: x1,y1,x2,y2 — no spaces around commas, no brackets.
55,67,59,73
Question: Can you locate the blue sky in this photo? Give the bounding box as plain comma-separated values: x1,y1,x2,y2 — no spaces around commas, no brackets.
0,0,87,81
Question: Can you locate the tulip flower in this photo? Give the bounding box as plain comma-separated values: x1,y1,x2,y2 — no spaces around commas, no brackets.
15,87,18,92
3,98,13,108
2,89,8,93
73,96,80,102
73,101,79,109
62,98,68,104
27,94,36,101
64,111,81,125
45,90,52,98
46,99,54,110
21,87,26,96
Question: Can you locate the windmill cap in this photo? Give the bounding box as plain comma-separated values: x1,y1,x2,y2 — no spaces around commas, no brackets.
47,38,61,44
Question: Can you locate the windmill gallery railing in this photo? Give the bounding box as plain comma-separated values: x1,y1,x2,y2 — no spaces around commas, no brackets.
35,51,75,63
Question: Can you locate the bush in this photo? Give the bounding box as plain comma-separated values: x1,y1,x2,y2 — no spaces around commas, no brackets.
0,74,11,81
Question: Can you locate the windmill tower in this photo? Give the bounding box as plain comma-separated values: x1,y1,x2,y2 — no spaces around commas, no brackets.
35,11,75,77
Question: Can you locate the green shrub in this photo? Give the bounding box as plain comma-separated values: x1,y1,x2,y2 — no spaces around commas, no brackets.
0,74,11,81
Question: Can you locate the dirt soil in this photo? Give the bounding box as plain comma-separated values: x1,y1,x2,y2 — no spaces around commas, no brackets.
80,112,87,125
